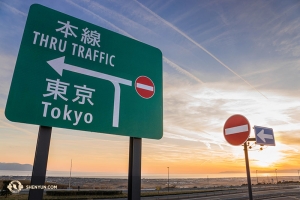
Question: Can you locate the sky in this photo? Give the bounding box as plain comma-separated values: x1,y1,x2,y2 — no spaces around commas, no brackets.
1,0,300,178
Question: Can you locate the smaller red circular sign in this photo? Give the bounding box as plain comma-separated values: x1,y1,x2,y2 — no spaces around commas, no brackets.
135,76,155,99
223,114,250,146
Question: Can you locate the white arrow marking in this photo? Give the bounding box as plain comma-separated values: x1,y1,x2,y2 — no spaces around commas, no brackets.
257,129,273,143
47,56,131,85
137,83,153,91
47,56,132,127
225,124,248,135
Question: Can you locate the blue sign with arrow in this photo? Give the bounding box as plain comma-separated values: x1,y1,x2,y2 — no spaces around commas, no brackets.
254,126,275,146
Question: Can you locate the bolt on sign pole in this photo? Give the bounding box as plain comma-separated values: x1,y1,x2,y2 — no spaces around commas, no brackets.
128,137,142,200
244,142,253,200
28,126,52,200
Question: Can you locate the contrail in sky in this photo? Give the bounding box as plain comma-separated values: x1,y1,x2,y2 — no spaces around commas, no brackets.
66,0,130,37
164,57,204,84
135,0,268,99
0,1,27,17
66,0,204,84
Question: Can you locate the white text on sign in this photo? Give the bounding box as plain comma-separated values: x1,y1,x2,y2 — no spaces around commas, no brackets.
42,102,93,125
45,57,132,127
33,28,115,67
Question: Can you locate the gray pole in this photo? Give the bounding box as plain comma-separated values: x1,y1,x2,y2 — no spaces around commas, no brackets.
68,159,72,189
275,169,278,183
128,137,141,200
244,142,253,200
207,175,209,186
167,167,169,192
298,170,299,181
256,170,258,184
28,126,52,200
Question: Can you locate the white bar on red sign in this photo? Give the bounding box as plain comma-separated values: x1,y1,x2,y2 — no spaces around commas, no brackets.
137,83,153,91
225,124,248,135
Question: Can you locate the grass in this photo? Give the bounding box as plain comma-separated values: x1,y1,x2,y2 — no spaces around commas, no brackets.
0,179,242,199
0,194,127,199
0,188,237,199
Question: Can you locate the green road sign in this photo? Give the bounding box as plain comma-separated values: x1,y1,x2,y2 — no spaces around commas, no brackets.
5,4,163,139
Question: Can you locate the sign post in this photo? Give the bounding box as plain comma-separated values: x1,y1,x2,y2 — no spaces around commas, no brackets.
243,141,253,200
128,137,142,200
223,114,253,200
5,4,163,200
28,126,52,200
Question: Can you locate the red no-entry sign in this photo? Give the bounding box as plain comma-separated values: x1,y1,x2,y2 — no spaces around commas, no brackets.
135,76,155,99
223,114,250,146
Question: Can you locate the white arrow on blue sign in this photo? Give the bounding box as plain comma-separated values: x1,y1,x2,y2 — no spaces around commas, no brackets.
254,126,275,146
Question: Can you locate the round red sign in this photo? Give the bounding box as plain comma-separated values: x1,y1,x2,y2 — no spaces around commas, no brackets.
135,76,155,99
223,114,250,146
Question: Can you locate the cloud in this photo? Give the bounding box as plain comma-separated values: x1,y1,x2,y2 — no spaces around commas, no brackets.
276,130,300,146
0,114,36,139
65,0,131,37
0,54,16,107
67,0,206,86
162,77,300,157
236,2,300,58
1,0,300,173
135,0,267,99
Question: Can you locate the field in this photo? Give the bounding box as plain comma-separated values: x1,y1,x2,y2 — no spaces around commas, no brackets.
1,176,299,199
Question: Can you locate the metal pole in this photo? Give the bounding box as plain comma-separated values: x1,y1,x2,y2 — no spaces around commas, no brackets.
275,169,278,183
207,175,209,186
28,126,52,200
256,170,258,184
68,159,72,189
128,137,142,200
167,167,169,192
298,170,299,181
243,142,253,200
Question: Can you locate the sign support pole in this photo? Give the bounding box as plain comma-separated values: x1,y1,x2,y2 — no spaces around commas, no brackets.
244,141,253,200
128,137,142,200
28,126,52,200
